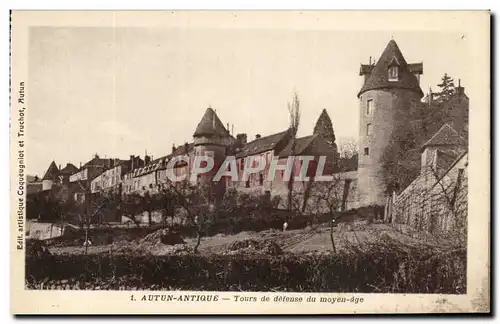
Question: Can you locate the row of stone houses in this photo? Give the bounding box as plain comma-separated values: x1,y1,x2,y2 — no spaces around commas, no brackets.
31,106,345,214
27,39,468,235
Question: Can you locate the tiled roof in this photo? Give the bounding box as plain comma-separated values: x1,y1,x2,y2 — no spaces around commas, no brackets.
83,156,122,169
193,108,230,137
358,40,423,97
42,161,59,180
277,135,317,157
130,143,195,178
59,163,78,176
280,134,335,158
422,124,466,149
235,130,290,158
169,143,195,158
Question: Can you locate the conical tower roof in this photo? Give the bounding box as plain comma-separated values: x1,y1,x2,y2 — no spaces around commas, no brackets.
193,107,230,137
42,161,60,180
358,40,423,97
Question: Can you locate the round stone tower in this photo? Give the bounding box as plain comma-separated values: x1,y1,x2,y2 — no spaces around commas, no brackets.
357,40,424,206
192,107,233,189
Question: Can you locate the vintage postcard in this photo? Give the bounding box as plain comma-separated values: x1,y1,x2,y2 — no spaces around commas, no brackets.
10,10,490,314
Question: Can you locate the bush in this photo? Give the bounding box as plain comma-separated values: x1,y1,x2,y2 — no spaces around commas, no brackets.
26,241,466,293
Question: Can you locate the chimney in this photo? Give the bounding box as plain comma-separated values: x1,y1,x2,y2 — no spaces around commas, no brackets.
145,155,151,165
456,79,465,95
184,142,189,154
236,133,247,145
255,134,261,140
130,155,135,171
58,164,61,170
172,144,176,154
231,124,234,136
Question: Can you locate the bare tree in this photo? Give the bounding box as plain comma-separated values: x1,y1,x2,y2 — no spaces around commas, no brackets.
338,137,359,159
287,92,301,211
162,180,217,253
121,192,144,228
154,187,176,228
306,175,345,252
391,156,468,249
427,162,467,247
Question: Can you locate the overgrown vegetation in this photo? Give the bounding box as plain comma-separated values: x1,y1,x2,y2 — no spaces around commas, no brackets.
381,73,469,194
25,237,466,293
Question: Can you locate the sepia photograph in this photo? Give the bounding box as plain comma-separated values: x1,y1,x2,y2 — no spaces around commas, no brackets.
10,10,490,314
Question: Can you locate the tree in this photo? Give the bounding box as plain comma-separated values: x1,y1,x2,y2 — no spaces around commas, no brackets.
142,191,154,226
313,110,336,145
338,138,358,159
287,92,301,211
381,73,462,195
337,137,359,172
436,73,456,102
162,180,217,253
154,187,177,227
306,176,345,253
381,121,421,194
427,161,467,247
391,156,468,249
121,193,143,228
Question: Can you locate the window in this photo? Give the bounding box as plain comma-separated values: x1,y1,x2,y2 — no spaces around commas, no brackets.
366,99,374,115
149,183,153,189
366,123,373,136
259,173,264,186
364,147,370,156
388,66,398,81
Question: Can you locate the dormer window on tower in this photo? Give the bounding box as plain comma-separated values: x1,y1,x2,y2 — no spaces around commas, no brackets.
388,66,398,81
388,57,400,82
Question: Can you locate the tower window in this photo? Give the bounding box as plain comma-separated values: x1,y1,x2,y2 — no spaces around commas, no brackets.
366,123,373,136
364,147,370,156
366,99,374,115
388,66,399,81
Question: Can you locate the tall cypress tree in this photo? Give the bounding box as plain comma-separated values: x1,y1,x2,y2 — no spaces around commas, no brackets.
314,109,337,150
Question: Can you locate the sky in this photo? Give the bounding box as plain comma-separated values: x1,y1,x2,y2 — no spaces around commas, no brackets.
27,26,472,177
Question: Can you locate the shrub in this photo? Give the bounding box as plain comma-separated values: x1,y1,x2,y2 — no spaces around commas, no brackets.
26,241,465,293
